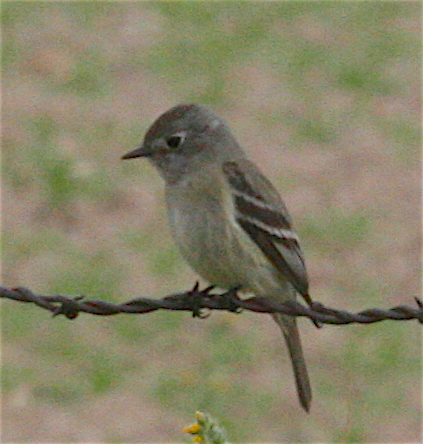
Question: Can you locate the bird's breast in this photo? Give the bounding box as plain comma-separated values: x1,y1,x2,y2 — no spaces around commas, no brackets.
165,178,284,295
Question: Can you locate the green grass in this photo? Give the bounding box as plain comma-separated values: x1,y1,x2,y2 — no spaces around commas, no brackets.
2,2,421,442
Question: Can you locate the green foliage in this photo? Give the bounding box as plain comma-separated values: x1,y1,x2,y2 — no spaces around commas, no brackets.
184,411,229,444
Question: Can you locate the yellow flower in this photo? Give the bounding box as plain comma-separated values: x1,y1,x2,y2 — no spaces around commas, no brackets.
183,424,201,434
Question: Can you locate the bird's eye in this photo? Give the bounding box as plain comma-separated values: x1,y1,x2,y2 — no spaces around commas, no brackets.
166,132,186,149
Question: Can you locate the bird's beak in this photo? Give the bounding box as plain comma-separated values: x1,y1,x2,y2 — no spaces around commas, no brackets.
121,145,152,160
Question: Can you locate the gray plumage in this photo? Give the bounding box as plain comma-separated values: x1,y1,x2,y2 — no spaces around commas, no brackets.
122,103,313,411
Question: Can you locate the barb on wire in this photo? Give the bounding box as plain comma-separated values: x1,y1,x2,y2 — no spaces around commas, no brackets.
0,283,422,325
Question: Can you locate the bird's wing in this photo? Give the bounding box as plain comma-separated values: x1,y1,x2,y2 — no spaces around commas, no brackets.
222,159,310,301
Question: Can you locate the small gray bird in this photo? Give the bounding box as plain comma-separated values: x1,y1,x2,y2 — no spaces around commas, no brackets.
122,104,313,411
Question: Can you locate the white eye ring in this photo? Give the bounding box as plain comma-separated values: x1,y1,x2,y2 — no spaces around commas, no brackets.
166,131,186,149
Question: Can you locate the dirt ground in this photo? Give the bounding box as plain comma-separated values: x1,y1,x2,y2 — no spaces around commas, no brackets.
2,3,421,443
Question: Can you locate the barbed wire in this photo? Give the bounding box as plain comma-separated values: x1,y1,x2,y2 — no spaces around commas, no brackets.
1,283,422,325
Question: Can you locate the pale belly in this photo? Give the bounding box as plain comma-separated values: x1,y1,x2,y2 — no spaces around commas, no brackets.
166,186,286,297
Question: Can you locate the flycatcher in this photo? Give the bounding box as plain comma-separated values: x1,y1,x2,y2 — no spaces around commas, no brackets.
122,104,313,411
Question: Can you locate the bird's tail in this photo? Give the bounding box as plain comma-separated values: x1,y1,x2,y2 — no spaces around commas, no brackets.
272,312,312,412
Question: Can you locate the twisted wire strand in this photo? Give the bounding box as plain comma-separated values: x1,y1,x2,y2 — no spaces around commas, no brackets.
1,284,421,325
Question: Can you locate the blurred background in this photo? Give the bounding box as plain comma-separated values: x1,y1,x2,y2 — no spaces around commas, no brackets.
2,2,421,442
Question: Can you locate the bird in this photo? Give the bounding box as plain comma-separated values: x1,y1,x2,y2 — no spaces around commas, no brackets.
122,103,313,411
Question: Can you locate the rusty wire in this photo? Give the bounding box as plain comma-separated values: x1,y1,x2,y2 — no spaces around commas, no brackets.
1,283,422,325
